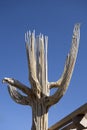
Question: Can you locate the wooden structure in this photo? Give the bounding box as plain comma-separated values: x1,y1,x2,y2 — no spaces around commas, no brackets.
48,103,87,130
2,24,80,130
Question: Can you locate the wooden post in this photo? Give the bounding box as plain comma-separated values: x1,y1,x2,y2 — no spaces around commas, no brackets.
2,24,80,130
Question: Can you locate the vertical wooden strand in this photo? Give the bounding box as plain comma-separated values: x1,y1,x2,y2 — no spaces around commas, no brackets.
25,31,31,78
31,31,36,79
38,35,42,85
45,36,49,96
39,35,45,93
28,31,32,73
36,36,40,85
43,35,48,127
39,43,43,128
39,35,45,129
29,31,36,80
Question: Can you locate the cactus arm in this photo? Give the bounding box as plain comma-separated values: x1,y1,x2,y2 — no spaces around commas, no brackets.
46,24,80,109
2,77,35,106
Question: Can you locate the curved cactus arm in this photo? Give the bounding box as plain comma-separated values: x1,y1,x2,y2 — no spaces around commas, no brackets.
8,85,31,106
46,23,80,109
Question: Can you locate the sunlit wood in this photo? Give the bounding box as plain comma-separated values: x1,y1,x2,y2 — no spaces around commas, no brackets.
2,24,80,130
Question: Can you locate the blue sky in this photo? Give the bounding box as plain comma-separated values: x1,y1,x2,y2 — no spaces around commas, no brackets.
0,0,87,129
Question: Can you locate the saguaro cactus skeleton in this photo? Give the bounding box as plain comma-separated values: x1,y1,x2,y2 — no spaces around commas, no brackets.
2,24,80,130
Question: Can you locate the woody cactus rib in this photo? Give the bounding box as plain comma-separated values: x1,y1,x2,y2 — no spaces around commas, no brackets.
2,23,80,130
8,85,31,105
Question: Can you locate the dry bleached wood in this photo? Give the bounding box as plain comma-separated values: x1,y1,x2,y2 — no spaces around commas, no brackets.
2,23,80,130
46,24,80,108
2,78,34,106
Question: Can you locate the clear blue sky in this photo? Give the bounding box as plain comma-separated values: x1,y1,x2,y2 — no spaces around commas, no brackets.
0,0,87,130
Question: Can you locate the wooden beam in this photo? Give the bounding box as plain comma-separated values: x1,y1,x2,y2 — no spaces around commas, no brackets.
48,103,87,130
61,122,76,130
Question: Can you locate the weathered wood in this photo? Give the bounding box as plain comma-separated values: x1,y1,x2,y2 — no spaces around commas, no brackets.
48,103,87,130
46,24,80,109
2,78,34,106
2,24,80,130
28,33,49,130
